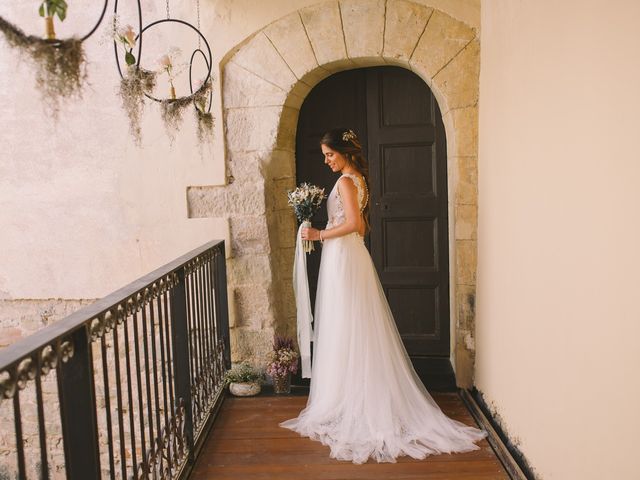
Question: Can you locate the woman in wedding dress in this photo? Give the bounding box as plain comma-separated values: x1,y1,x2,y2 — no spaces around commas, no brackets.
279,127,488,464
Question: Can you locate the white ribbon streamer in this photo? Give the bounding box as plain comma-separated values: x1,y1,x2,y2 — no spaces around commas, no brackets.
293,222,314,378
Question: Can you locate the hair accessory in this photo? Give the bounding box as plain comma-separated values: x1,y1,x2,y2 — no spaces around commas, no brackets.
342,129,357,142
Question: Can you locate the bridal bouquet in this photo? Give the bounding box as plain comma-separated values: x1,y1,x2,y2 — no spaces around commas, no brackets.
287,182,327,253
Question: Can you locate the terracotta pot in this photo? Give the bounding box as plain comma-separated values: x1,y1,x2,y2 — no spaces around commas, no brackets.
229,381,261,397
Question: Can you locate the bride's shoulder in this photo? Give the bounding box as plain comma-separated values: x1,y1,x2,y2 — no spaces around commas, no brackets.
335,174,363,206
336,173,360,192
338,172,363,187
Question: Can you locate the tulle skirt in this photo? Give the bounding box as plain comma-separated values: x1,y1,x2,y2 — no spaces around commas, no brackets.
279,232,488,464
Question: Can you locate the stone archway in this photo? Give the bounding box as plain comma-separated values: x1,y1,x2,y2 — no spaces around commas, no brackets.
188,0,480,388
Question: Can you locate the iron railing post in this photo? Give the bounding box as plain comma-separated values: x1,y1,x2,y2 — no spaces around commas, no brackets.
56,325,101,479
214,244,231,370
170,266,195,465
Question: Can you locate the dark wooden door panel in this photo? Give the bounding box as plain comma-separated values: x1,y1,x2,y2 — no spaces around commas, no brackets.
379,66,433,126
383,217,438,271
366,67,450,358
382,144,437,196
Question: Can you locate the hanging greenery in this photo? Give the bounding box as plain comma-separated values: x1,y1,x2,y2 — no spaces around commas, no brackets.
194,78,214,145
0,0,216,145
159,77,211,145
118,66,157,145
0,11,88,120
111,17,156,144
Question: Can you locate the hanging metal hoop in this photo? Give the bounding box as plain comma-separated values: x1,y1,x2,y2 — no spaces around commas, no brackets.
79,0,109,42
189,48,213,114
137,18,213,103
112,0,143,79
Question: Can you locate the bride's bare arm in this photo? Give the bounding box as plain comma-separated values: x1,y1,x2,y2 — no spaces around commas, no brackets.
302,176,361,241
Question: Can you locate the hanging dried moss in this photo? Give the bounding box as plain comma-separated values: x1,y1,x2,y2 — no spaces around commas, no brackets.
160,78,212,146
194,78,214,145
0,15,87,120
195,109,214,145
117,66,157,145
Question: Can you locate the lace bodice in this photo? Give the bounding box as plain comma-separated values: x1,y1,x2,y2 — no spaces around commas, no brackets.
326,173,368,229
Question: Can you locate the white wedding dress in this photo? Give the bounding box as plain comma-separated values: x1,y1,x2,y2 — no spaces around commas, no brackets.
280,173,488,464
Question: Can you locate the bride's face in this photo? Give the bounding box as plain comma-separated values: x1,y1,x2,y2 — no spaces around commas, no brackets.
321,144,348,172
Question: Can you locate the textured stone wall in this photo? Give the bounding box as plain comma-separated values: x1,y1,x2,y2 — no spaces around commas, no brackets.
0,300,91,478
0,299,96,349
187,0,481,387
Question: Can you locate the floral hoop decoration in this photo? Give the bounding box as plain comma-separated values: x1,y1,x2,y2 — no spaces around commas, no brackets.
0,1,108,120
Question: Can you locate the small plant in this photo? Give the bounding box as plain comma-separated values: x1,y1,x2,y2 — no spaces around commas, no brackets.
157,48,182,99
116,23,137,66
266,334,299,378
223,361,264,386
39,0,68,40
0,9,87,121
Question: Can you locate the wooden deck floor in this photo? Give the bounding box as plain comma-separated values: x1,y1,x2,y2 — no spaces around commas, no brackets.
191,390,510,480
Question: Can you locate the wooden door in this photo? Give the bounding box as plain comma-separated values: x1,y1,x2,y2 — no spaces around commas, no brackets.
295,66,454,390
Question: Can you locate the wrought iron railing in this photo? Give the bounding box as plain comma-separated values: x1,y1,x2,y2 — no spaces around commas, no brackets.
0,240,230,479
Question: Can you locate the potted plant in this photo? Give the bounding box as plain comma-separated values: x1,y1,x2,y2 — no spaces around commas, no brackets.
223,361,264,397
266,334,299,394
39,0,67,40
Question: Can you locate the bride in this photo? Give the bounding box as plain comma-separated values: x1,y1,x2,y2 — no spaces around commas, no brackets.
279,127,488,464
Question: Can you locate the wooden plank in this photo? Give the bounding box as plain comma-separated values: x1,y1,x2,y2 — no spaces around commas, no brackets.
191,393,509,479
193,462,508,480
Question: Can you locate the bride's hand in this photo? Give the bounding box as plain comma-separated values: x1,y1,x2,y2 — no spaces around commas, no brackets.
301,226,320,241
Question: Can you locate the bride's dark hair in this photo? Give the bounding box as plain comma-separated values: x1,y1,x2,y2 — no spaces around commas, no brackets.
320,127,371,234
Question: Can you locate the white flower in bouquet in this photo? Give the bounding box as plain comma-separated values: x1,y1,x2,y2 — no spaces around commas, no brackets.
287,183,327,253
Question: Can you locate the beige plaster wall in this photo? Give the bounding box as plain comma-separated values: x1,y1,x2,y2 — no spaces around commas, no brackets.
0,0,477,298
476,1,640,478
0,0,226,302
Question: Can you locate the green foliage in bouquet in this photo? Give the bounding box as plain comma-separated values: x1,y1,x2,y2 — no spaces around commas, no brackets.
287,183,327,223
